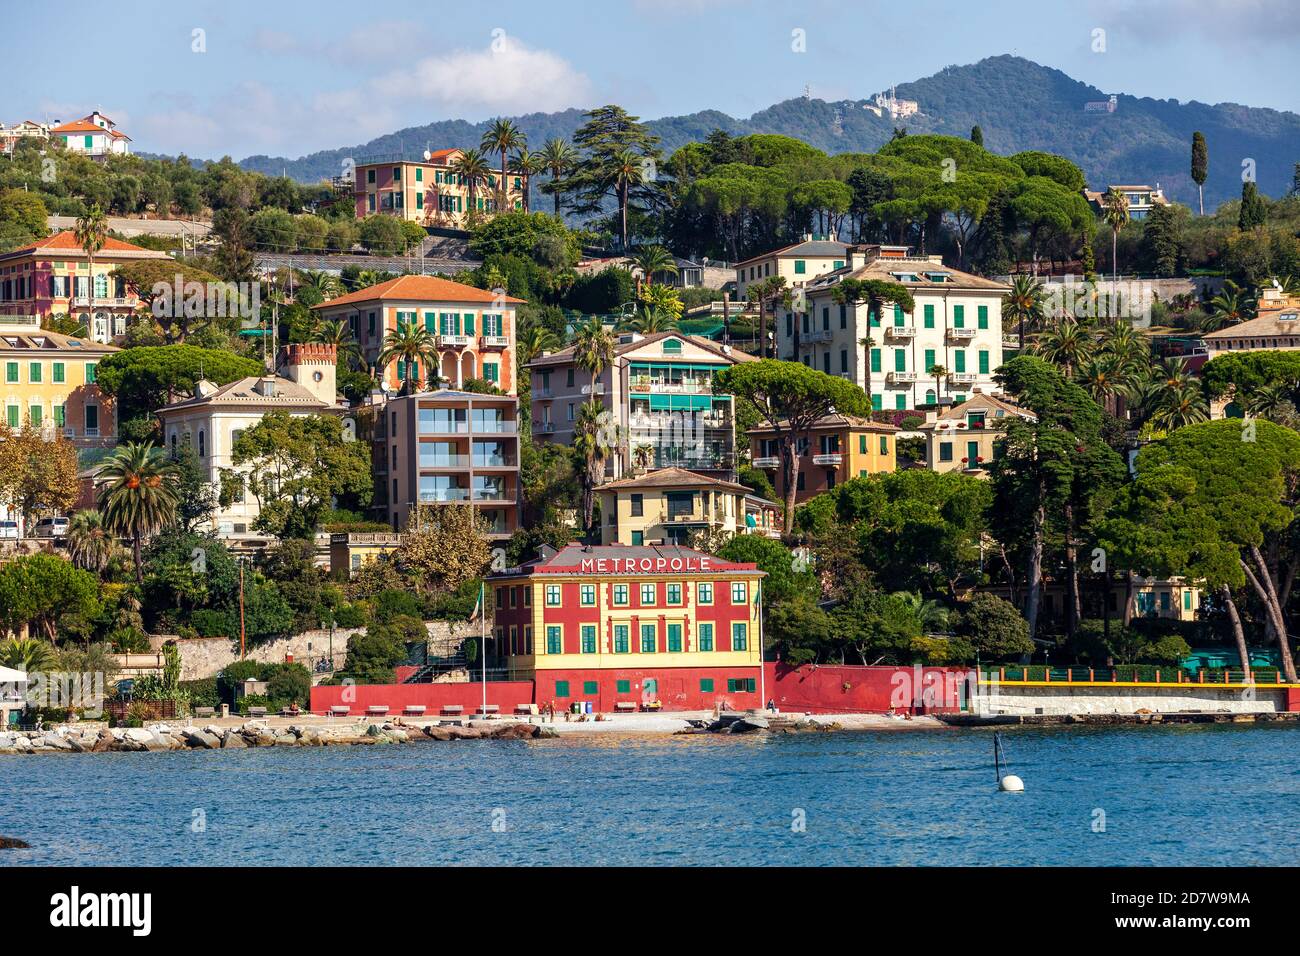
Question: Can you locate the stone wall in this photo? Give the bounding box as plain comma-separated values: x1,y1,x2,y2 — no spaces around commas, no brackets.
973,683,1286,716
164,620,480,682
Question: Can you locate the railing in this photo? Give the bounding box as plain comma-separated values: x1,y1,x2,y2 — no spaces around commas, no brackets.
949,373,977,384
948,327,976,339
419,489,470,502
471,420,516,434
71,296,134,307
472,489,515,502
628,379,714,394
812,453,842,465
888,371,918,384
418,423,469,434
532,387,553,399
480,335,509,348
983,665,1293,685
472,455,516,468
438,334,473,348
628,414,730,430
418,454,469,468
581,383,606,395
751,456,779,468
802,329,833,344
885,325,915,338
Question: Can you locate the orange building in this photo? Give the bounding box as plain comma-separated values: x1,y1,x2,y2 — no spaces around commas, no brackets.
749,412,897,503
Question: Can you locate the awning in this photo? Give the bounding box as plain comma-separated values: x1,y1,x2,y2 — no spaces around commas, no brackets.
647,394,715,412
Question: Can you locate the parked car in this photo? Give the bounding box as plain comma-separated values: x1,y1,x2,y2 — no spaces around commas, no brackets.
0,520,18,539
31,516,70,539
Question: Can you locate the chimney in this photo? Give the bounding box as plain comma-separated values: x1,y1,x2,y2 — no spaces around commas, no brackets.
280,343,338,406
258,377,277,398
846,243,879,270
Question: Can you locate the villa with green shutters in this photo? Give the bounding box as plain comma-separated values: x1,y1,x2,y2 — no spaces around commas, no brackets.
785,244,1011,411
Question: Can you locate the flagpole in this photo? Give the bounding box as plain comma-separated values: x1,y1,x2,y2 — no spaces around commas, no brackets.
480,580,487,718
757,578,766,710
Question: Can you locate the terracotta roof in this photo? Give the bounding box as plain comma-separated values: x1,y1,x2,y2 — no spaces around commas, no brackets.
749,412,898,436
492,542,762,577
0,231,170,260
0,325,118,354
157,376,338,414
734,239,849,269
921,393,1036,427
527,331,756,369
596,467,751,494
313,274,525,310
51,119,105,134
1202,299,1300,340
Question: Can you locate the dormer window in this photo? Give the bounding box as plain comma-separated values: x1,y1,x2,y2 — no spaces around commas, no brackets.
925,272,951,283
1280,312,1298,322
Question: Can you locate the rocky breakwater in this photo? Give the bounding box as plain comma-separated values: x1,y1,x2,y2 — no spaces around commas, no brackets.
0,719,559,755
678,713,843,735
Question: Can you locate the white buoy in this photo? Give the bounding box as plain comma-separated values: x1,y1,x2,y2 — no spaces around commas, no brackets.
994,732,1024,791
999,774,1025,792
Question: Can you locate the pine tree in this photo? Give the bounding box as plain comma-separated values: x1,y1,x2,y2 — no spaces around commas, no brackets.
1238,181,1267,230
1190,131,1208,216
970,125,984,147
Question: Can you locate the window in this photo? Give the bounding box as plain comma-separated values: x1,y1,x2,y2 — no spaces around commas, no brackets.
640,583,656,606
953,305,965,328
895,394,906,410
5,405,16,428
554,680,570,698
840,349,848,373
732,623,748,651
581,625,596,654
978,305,989,329
794,260,806,274
872,395,883,411
870,349,881,373
894,349,906,372
667,624,682,652
631,530,643,546
700,678,715,692
731,581,747,604
545,584,561,606
86,362,97,383
630,493,643,517
954,350,966,374
697,582,713,604
923,304,935,328
614,625,630,653
4,362,16,383
613,584,629,606
52,362,65,384
979,350,990,375
881,435,890,454
616,679,631,693
699,622,714,652
667,583,682,605
939,442,953,462
546,626,562,655
727,678,757,693
28,362,41,383
580,584,596,606
640,624,657,653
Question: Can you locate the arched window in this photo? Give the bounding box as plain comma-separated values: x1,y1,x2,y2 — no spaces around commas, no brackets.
925,389,936,405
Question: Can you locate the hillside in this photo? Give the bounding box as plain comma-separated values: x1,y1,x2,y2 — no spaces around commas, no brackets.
235,56,1300,209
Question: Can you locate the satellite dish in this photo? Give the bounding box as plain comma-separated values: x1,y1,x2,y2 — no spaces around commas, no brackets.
423,150,431,161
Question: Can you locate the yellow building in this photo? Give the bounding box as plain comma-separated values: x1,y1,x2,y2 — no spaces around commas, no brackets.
733,237,852,301
749,413,897,504
354,151,528,228
0,315,117,448
919,393,1035,476
597,467,774,546
329,532,403,578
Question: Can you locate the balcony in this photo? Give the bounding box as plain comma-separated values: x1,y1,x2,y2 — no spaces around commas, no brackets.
628,412,731,431
472,454,517,468
470,419,516,434
533,387,553,399
419,488,470,503
751,456,779,469
418,454,469,468
71,296,134,308
472,488,516,503
1003,337,1021,350
950,372,977,384
884,325,915,338
627,378,714,395
536,422,556,433
948,327,976,340
888,371,919,384
438,334,473,349
480,335,509,349
802,329,833,344
812,453,843,466
581,383,606,396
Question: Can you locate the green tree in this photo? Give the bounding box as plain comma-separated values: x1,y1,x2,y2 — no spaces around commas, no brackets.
1102,187,1129,282
1238,181,1268,230
97,441,181,583
377,323,438,394
0,554,101,644
452,148,492,220
94,345,263,425
1003,274,1045,351
1191,131,1208,216
539,138,578,216
358,214,405,256
956,593,1033,660
715,360,870,531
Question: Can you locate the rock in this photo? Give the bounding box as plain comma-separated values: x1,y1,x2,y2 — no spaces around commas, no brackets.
733,715,769,732
41,733,74,750
424,726,454,741
12,736,33,752
184,730,221,750
446,726,483,740
491,723,540,740
220,732,247,749
124,728,154,744
90,733,114,753
0,836,31,849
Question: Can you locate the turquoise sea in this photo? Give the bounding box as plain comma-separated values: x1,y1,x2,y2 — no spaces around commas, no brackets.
4,724,1299,866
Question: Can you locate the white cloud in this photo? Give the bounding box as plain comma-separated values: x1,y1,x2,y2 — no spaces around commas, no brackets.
1090,0,1300,44
374,35,590,115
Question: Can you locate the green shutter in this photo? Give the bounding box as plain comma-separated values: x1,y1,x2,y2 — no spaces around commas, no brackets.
616,679,631,693
700,678,714,692
53,362,65,383
978,305,989,329
924,304,935,328
954,351,966,373
555,680,570,698
463,312,475,335
924,348,936,371
582,680,598,695
979,350,990,374
894,349,906,372
953,305,965,328
893,304,904,325
870,349,881,373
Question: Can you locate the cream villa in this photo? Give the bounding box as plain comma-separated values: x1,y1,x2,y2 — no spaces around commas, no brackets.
919,393,1035,476
596,467,773,546
733,236,848,300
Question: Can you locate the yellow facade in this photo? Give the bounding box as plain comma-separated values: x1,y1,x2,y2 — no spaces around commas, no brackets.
356,155,528,228
0,319,116,445
596,469,753,546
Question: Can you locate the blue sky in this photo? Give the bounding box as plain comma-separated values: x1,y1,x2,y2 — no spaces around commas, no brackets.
4,0,1298,159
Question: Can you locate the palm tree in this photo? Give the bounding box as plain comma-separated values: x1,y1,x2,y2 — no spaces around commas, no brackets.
1146,380,1209,431
539,138,577,216
313,318,361,368
573,400,619,531
1204,280,1257,331
631,307,678,333
480,119,526,212
516,323,560,367
0,636,56,672
1102,188,1130,285
509,149,543,213
1076,354,1135,415
1003,274,1045,351
352,269,390,291
96,442,181,583
297,269,343,301
629,245,678,290
751,275,792,359
452,148,492,219
928,364,947,406
571,316,616,398
75,203,108,336
66,509,115,575
609,148,643,251
1034,318,1093,378
377,324,439,394
1247,382,1292,419
860,334,877,408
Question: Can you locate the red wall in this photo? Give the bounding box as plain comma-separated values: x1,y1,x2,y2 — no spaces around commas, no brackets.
310,680,535,715
766,662,971,714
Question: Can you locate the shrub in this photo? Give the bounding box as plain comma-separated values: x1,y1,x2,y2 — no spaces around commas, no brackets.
236,694,270,715
372,589,422,624
263,663,312,708
333,603,366,628
180,677,220,709
191,608,233,639
108,627,150,653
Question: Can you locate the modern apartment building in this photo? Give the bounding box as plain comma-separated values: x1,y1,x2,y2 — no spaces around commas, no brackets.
918,393,1036,476
312,274,522,394
733,236,849,300
749,412,897,504
1083,184,1168,221
596,467,775,546
376,390,520,538
0,315,117,449
0,231,173,343
790,244,1009,411
50,112,130,159
353,152,527,228
489,543,766,711
156,344,344,537
527,331,753,479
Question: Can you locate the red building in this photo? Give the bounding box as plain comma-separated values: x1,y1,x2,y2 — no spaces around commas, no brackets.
490,543,766,712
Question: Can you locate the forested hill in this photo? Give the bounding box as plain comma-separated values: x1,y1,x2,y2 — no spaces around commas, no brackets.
235,55,1299,209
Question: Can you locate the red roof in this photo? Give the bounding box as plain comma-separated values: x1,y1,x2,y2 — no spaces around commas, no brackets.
51,119,104,134
0,231,166,258
313,274,526,309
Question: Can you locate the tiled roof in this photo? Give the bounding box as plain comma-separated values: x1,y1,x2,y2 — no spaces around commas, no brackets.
806,256,1009,294
0,326,118,354
0,231,170,260
527,331,756,368
158,376,337,413
922,393,1036,426
596,466,750,494
1202,300,1300,340
749,412,899,435
734,239,849,269
50,119,104,134
313,274,525,309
